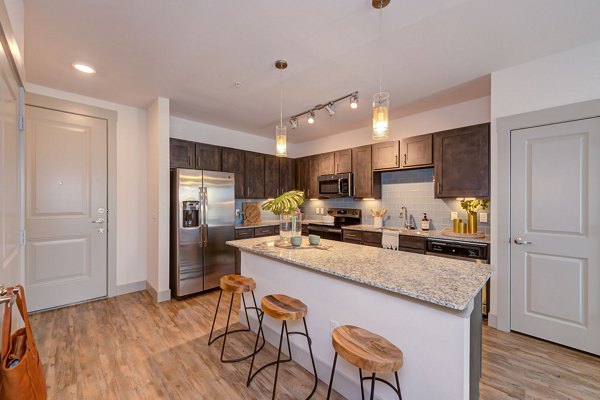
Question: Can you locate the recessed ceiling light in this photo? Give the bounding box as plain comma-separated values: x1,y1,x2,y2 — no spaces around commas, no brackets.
72,63,96,74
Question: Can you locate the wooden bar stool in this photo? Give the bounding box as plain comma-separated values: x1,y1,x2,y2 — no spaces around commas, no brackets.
247,294,318,400
208,274,265,363
326,325,404,400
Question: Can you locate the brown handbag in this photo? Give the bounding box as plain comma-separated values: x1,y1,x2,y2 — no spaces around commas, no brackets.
0,285,47,399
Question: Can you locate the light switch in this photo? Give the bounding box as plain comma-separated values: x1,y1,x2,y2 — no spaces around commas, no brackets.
480,212,488,223
451,212,458,220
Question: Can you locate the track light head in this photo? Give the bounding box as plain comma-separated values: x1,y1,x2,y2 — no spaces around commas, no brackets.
350,94,359,109
307,111,315,124
290,117,298,129
325,103,336,116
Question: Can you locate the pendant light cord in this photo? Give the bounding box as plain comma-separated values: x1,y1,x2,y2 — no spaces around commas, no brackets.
379,0,383,95
280,67,283,127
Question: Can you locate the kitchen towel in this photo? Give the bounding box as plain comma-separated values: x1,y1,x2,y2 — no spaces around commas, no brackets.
382,229,399,250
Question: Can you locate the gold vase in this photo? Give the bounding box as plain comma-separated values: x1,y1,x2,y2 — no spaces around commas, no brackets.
467,213,477,234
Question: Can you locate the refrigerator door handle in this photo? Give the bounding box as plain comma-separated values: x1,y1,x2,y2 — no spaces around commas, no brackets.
203,187,208,247
198,186,205,247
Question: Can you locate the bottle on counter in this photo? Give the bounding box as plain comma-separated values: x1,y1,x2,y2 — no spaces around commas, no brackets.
421,213,430,231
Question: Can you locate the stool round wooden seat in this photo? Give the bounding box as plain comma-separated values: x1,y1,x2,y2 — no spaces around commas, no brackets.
327,325,404,400
208,274,265,364
220,274,256,293
332,325,403,374
247,293,317,399
261,294,307,321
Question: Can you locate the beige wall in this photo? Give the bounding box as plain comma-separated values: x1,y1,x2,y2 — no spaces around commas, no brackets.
289,96,491,158
25,84,149,289
146,97,170,301
489,39,600,331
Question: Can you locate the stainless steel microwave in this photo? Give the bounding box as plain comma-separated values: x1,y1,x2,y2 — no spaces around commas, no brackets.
318,173,353,197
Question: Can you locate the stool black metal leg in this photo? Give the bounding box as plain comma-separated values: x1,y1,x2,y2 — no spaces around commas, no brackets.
251,291,265,344
271,320,287,400
246,305,264,387
208,289,223,344
241,291,251,328
369,373,376,400
395,371,402,400
326,352,338,400
284,320,292,361
219,291,236,362
359,369,365,400
303,317,318,399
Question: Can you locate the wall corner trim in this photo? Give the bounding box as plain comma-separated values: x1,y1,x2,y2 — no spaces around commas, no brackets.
146,281,171,303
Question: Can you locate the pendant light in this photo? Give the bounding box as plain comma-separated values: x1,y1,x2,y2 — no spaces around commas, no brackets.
275,59,288,157
372,0,390,141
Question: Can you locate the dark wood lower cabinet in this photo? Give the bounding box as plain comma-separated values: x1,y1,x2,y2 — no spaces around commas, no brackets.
434,123,490,198
342,230,382,247
398,235,426,254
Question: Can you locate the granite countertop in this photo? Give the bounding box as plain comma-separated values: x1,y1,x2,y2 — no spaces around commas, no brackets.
227,236,494,311
342,225,491,244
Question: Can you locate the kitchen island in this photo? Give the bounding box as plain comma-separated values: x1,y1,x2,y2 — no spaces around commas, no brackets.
227,236,493,400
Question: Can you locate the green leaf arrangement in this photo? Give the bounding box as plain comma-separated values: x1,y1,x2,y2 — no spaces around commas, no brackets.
460,198,490,214
261,190,305,216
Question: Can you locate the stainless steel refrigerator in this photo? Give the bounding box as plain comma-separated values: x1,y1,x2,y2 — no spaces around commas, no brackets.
170,168,235,297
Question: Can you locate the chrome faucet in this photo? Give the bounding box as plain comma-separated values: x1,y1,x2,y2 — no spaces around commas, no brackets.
401,206,411,229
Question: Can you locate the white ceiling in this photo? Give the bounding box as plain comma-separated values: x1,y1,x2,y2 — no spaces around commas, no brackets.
24,0,600,143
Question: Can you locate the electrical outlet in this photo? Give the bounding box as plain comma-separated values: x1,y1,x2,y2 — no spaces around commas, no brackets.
480,212,488,223
235,209,240,216
330,320,340,334
451,211,458,220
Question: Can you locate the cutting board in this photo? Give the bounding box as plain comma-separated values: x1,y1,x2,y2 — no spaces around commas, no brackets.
242,202,261,225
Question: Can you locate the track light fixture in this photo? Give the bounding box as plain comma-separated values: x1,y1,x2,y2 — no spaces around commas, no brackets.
288,91,358,129
325,103,336,116
350,93,358,109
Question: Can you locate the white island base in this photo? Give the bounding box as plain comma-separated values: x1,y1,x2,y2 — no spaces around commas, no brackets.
239,251,482,400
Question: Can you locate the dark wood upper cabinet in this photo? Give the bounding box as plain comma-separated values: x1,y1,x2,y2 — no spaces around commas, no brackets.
195,143,221,171
221,147,245,198
352,145,381,199
334,149,352,174
372,141,400,170
319,152,335,175
244,152,265,199
295,158,306,194
279,157,295,194
308,156,320,198
264,155,280,198
400,134,433,168
170,138,195,168
434,123,490,198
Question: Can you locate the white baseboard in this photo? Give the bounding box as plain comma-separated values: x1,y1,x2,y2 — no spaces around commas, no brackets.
487,313,498,329
145,281,171,303
115,280,146,296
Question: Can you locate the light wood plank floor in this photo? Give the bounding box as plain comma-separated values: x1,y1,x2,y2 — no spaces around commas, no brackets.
29,290,600,400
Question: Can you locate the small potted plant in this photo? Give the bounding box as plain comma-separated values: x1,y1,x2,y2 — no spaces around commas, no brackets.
262,190,305,243
459,198,489,233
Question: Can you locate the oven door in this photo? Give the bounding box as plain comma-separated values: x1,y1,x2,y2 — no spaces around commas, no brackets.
308,224,342,241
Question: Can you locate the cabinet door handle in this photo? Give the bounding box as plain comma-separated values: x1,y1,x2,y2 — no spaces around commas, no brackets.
437,181,441,194
188,155,192,165
395,155,398,166
403,154,407,165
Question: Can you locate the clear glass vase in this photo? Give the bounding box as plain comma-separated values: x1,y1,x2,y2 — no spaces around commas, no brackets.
279,214,302,243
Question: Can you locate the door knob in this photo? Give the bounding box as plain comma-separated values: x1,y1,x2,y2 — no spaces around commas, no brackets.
92,218,105,224
513,237,532,245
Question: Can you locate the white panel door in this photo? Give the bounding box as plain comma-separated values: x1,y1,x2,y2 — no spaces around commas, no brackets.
511,117,600,355
0,44,20,288
25,105,108,311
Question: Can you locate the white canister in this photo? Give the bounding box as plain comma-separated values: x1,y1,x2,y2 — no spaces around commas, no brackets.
373,217,383,229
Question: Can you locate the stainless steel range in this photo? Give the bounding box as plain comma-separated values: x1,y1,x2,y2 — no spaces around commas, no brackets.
308,208,361,241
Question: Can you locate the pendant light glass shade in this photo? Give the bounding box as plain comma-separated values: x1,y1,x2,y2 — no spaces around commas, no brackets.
276,124,287,157
372,92,389,140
